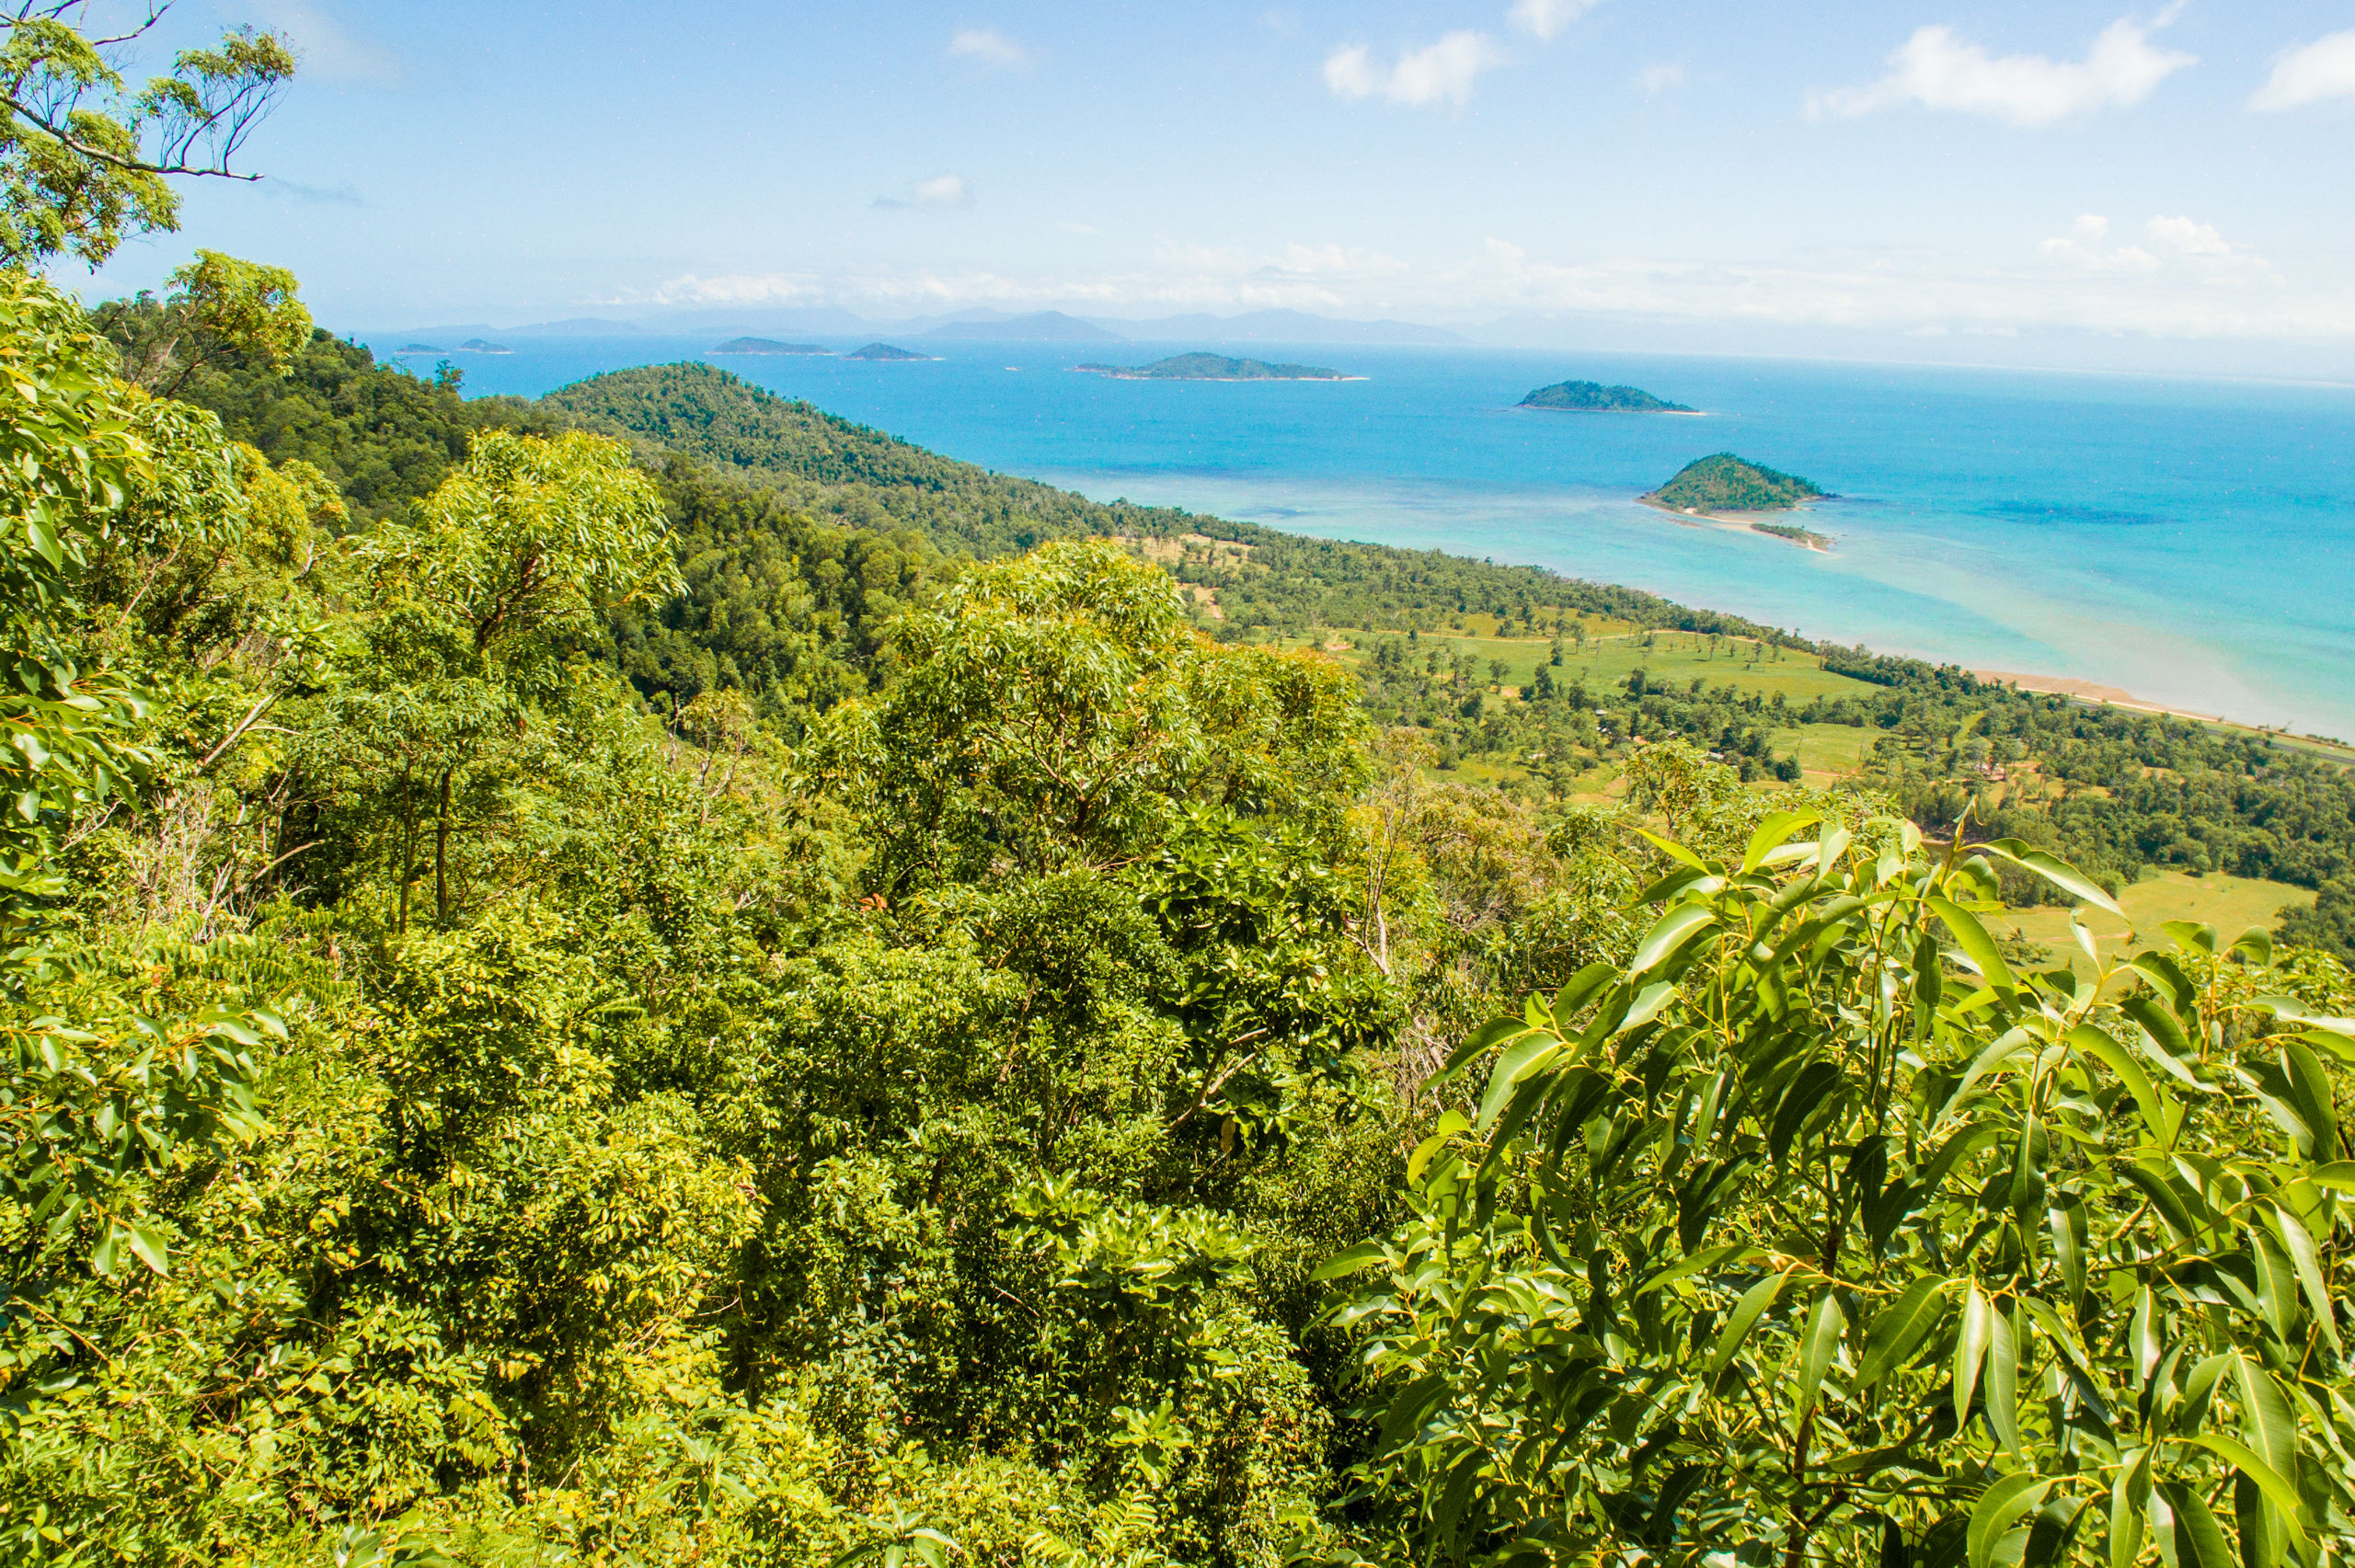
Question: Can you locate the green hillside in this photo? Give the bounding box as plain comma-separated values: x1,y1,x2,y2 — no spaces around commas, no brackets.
1518,378,1694,412
1649,451,1826,512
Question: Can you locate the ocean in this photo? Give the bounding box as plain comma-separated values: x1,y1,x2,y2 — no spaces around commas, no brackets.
385,333,2355,739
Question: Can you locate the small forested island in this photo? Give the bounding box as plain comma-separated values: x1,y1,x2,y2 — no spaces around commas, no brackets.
456,338,511,354
1074,351,1353,381
1519,378,1695,413
396,342,442,353
711,337,829,355
1648,452,1826,513
846,341,933,361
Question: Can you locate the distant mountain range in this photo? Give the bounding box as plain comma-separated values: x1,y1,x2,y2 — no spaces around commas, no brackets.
924,311,1120,342
369,306,1468,349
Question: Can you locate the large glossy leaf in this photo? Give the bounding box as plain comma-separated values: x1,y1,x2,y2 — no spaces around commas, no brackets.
1859,1276,1949,1388
1630,902,1717,975
1986,839,2123,917
1955,1281,1993,1431
1928,894,2016,992
1795,1288,1844,1422
2154,1481,2234,1568
1970,1473,2054,1568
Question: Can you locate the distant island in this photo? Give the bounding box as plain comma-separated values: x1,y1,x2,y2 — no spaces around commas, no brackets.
1519,379,1695,414
396,343,442,354
711,338,830,356
457,338,511,355
1643,454,1833,549
1074,352,1355,381
846,342,934,361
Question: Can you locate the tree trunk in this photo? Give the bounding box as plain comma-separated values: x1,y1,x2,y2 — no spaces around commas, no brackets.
434,767,454,926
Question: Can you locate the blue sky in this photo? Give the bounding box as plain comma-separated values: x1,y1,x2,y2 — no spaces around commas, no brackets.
73,1,2355,363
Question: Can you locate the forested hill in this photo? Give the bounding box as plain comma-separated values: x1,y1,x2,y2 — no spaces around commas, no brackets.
134,344,2355,957
545,361,1823,646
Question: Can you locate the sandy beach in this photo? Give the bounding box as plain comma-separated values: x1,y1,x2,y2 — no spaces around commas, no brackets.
1971,670,2225,724
1635,494,1832,551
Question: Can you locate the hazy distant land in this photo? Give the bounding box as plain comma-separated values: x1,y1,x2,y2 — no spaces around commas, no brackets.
1074,352,1357,382
711,338,830,356
846,342,936,361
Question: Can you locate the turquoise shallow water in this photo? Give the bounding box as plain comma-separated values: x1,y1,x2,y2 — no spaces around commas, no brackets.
396,333,2355,738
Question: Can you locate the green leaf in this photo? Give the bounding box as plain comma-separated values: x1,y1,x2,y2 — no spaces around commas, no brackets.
2121,992,2201,1082
2154,1481,2234,1568
1859,1276,1949,1388
127,1220,169,1276
2269,1204,2339,1352
1970,1473,2055,1568
2232,1357,2299,1499
1407,1111,1471,1184
1795,1288,1844,1422
2280,1039,2338,1161
1929,895,2016,991
2307,1162,2355,1193
2111,1448,2151,1568
1634,1242,1754,1299
1987,1303,2022,1457
1742,809,1822,875
1633,828,1708,873
1955,1281,1993,1432
1440,1017,1535,1077
2069,1024,2179,1144
1987,838,2123,916
1710,1268,1792,1373
1631,903,1717,975
2184,1435,2307,1551
1312,1242,1385,1282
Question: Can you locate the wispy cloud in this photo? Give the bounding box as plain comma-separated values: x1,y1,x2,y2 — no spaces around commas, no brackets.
240,0,404,86
260,177,364,205
1637,61,1685,95
1325,32,1506,109
645,273,821,307
1507,0,1601,43
2249,29,2355,111
1809,16,2193,128
873,174,975,211
948,28,1030,69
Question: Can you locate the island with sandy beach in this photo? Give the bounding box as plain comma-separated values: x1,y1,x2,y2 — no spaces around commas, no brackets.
1519,378,1695,413
1641,452,1833,548
1074,351,1360,381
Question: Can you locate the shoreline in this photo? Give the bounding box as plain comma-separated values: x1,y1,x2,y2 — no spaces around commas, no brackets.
1518,405,1708,417
1971,670,2226,725
1635,493,1831,551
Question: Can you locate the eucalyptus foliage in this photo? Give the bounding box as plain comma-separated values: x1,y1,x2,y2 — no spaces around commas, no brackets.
1325,812,2355,1568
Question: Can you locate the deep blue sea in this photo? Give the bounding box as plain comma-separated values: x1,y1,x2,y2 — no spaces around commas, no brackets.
383,333,2355,738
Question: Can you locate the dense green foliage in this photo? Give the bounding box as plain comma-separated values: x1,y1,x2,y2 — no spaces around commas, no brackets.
1518,379,1694,413
1651,452,1828,513
1077,354,1346,381
1328,812,2355,1567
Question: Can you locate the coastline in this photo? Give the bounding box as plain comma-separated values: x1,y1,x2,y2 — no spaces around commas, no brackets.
1971,670,2225,724
1635,493,1831,552
1520,405,1708,417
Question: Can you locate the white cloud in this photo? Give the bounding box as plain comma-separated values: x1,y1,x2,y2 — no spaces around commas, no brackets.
240,0,403,86
948,28,1030,69
1809,17,2194,128
1508,0,1601,43
1326,31,1506,108
2250,29,2355,111
646,273,820,307
1637,61,1685,95
873,174,974,210
2038,213,2276,283
1056,220,1102,235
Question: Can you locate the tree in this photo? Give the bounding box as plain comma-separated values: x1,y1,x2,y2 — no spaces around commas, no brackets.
114,247,309,394
0,6,294,267
1326,813,2355,1567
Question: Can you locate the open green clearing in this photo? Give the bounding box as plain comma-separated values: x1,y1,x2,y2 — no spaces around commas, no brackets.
2000,868,2316,967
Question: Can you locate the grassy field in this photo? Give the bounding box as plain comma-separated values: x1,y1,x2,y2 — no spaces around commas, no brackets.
1304,626,1884,707
1997,869,2315,969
